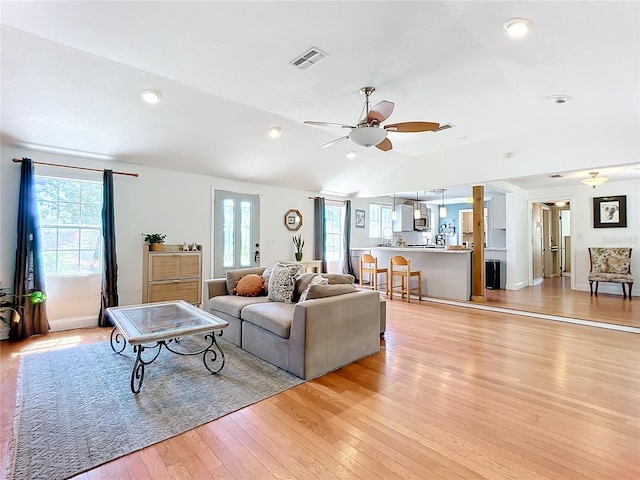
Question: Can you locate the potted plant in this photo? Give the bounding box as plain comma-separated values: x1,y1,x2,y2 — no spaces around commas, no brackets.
142,233,166,251
292,234,304,261
1,287,47,337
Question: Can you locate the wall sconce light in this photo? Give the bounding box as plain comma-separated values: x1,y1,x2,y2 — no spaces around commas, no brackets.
581,171,608,188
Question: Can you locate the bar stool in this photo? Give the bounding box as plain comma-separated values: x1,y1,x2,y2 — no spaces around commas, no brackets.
359,253,388,294
389,255,422,303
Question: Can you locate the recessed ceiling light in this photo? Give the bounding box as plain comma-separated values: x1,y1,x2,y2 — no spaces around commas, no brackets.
267,127,281,138
141,89,162,104
503,18,534,37
550,95,572,104
345,151,357,159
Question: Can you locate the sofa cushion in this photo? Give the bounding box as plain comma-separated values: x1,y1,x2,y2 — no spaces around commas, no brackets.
241,302,296,338
235,274,264,296
298,275,329,302
262,267,273,295
268,263,302,303
305,283,357,300
226,267,267,295
320,273,355,285
208,295,270,318
293,272,318,301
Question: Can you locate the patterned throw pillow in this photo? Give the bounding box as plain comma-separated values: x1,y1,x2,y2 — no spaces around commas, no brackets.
267,264,302,303
235,274,264,297
298,275,329,302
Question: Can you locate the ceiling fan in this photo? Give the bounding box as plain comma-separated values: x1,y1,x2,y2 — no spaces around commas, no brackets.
304,86,440,151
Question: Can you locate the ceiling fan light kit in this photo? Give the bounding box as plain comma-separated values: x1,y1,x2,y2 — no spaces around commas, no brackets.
304,86,440,152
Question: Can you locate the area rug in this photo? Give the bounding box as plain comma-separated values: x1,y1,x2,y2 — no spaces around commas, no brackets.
8,337,304,480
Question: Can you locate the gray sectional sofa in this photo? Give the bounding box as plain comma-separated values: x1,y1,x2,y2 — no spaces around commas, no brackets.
204,266,381,380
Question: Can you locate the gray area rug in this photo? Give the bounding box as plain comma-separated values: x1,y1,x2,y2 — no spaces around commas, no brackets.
9,336,304,480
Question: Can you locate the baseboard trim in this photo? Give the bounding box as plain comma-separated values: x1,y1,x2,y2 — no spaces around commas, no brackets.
50,315,98,332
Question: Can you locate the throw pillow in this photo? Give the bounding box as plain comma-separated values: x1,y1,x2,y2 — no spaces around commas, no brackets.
298,275,329,302
235,274,264,297
305,283,357,300
262,267,273,295
226,267,266,294
294,273,318,301
267,264,301,303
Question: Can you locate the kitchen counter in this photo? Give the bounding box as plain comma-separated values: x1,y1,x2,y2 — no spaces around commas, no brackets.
370,247,471,301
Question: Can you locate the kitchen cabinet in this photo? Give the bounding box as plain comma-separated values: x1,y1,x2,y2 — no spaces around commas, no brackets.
142,244,202,305
393,204,415,232
489,195,506,229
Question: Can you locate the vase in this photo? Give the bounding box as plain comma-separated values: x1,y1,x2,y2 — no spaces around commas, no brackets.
295,253,303,261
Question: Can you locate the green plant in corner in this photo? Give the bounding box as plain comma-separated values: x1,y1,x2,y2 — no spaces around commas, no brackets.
0,287,47,327
292,234,304,261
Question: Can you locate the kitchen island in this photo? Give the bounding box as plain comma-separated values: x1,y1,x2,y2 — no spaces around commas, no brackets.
368,247,472,301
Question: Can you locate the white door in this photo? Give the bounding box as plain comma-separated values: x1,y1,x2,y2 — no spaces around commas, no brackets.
213,189,260,278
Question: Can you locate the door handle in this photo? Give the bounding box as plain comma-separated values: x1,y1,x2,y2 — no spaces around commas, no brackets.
254,250,260,262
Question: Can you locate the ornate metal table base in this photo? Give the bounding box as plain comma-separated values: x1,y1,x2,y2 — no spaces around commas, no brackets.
110,327,225,393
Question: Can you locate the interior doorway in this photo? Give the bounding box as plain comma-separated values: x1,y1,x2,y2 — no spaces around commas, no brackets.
531,200,572,285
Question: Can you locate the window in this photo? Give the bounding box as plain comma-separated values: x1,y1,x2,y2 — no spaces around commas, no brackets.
325,204,344,261
369,203,392,238
35,176,103,275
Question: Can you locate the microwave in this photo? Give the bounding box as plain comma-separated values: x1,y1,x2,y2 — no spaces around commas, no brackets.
414,218,428,230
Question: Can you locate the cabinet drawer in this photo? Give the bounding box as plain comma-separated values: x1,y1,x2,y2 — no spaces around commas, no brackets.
149,253,201,281
148,279,201,304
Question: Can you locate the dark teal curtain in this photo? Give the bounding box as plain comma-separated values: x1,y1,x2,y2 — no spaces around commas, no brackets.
314,197,326,273
11,158,49,340
342,200,357,278
99,169,118,327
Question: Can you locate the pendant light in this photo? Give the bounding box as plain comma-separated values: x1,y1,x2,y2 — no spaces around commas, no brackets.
581,171,608,188
439,189,447,217
391,194,397,220
414,192,421,219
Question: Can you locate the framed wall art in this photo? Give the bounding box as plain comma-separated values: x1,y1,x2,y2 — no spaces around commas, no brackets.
355,209,365,228
593,195,627,228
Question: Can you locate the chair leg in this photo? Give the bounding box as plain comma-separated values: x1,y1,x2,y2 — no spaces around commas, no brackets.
589,280,593,296
418,273,422,301
630,283,633,300
621,283,627,299
594,281,599,296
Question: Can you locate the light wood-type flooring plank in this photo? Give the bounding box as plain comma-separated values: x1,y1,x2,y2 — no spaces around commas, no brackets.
1,297,638,479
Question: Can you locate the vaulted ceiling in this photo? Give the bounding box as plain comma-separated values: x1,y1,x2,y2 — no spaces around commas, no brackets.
1,1,638,198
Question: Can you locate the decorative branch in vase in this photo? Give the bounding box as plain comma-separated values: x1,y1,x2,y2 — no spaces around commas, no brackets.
292,234,304,261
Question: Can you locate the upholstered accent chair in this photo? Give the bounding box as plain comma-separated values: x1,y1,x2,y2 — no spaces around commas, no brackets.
588,247,633,299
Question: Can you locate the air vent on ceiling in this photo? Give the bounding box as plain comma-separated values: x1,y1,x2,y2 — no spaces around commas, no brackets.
435,123,454,132
290,48,328,70
549,174,563,178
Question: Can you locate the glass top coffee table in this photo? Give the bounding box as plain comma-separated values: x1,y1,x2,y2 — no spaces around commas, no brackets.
106,300,229,393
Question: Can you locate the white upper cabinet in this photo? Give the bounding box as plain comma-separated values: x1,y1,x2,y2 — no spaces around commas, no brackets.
489,195,506,230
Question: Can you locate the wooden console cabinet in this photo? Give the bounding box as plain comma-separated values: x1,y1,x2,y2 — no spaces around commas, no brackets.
142,244,202,305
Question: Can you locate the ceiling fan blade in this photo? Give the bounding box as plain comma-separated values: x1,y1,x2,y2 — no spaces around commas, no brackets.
367,101,395,124
304,121,355,129
375,138,393,151
384,121,440,133
320,136,349,149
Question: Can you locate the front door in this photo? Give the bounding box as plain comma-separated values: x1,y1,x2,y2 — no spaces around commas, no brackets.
213,189,260,278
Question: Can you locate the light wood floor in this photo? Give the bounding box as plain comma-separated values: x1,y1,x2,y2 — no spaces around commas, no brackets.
475,276,638,329
2,298,639,480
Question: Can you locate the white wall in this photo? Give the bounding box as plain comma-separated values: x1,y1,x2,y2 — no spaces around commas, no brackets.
1,145,319,330
526,177,639,296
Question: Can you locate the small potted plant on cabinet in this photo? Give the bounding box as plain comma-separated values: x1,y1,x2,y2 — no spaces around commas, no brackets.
292,234,304,261
143,233,166,251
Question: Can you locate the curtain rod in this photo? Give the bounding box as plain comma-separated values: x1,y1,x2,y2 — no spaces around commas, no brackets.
13,158,139,177
308,196,347,203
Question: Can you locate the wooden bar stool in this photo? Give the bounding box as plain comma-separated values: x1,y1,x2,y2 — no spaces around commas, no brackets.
389,255,422,303
359,253,388,294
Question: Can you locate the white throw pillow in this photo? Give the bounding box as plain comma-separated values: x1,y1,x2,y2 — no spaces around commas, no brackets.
267,264,302,303
298,275,329,302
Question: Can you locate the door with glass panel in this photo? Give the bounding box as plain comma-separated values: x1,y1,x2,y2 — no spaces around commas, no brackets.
213,190,260,278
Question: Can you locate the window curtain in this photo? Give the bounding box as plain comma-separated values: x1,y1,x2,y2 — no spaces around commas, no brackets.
314,197,327,273
98,169,118,327
342,200,357,279
11,158,49,340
